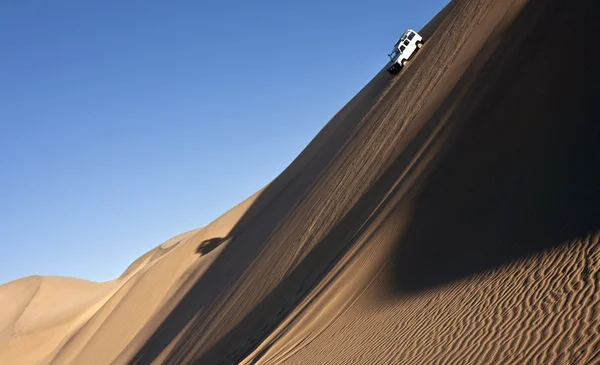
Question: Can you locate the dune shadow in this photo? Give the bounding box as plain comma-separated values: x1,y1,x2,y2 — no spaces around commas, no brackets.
392,0,599,293
196,237,226,256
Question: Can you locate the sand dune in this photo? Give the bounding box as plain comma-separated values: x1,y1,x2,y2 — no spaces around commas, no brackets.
1,0,598,363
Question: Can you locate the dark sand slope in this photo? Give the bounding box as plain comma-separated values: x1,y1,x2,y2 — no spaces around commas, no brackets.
1,0,598,364
119,0,600,364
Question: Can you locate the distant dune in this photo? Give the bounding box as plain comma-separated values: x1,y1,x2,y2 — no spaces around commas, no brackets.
1,0,598,364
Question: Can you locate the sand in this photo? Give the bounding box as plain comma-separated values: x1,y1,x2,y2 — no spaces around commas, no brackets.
1,0,598,364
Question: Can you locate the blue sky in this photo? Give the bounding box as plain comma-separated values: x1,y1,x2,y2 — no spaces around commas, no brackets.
0,0,448,285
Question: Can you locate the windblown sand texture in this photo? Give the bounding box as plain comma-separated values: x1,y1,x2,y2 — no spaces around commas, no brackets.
1,0,598,364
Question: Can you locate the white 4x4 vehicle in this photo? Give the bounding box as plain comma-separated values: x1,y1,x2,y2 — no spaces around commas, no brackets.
387,29,424,74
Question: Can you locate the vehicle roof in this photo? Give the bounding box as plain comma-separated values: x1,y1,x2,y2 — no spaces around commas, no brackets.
394,29,417,47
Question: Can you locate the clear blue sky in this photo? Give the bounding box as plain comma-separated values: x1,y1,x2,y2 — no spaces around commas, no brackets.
0,1,448,285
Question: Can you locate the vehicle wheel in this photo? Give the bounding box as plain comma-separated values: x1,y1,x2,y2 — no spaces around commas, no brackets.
416,41,423,49
401,59,407,67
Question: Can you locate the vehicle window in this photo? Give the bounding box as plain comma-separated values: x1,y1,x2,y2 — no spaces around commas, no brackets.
404,40,410,46
400,45,406,52
408,32,415,40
